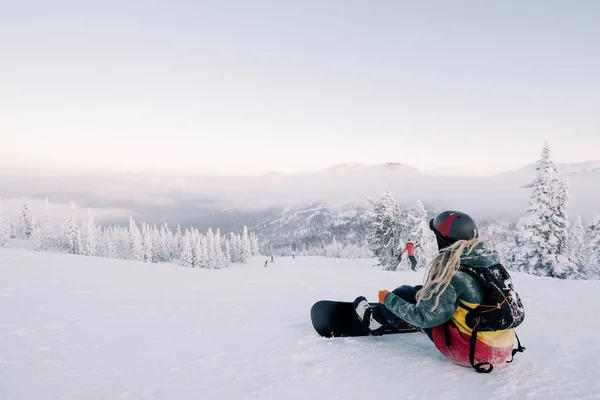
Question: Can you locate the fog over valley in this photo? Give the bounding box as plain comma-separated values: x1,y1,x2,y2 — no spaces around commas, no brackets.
1,159,598,231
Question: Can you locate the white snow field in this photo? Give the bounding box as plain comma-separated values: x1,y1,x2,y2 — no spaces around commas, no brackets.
1,249,599,400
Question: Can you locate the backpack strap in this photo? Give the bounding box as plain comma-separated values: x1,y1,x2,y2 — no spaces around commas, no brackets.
507,332,526,363
468,319,494,373
443,321,451,346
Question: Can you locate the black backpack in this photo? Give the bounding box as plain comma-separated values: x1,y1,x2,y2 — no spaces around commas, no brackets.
456,263,526,373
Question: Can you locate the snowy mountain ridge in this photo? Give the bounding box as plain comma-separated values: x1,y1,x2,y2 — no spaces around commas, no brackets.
255,202,373,256
504,160,600,175
259,160,599,178
319,162,419,174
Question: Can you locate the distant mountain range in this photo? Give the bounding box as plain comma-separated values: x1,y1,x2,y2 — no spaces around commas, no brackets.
510,160,600,175
261,159,600,179
1,159,598,255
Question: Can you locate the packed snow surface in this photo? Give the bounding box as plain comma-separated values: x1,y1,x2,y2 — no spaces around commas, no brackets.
1,249,599,400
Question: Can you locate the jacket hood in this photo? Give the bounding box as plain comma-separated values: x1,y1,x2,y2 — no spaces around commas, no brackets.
459,242,501,267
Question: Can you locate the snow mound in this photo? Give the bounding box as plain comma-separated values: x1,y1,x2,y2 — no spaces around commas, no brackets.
1,249,599,399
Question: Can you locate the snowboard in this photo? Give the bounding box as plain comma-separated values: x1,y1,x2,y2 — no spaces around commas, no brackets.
310,300,420,338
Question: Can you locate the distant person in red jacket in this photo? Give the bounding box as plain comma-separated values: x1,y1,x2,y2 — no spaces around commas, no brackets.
401,241,419,271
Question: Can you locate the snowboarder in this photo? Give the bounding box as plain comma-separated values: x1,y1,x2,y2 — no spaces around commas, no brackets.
292,252,295,259
400,241,419,271
264,260,268,268
353,210,525,373
271,255,274,262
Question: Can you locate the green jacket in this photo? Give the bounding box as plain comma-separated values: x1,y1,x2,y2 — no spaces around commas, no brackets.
383,243,501,329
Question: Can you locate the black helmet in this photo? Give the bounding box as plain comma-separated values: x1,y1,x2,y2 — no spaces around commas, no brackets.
429,211,478,243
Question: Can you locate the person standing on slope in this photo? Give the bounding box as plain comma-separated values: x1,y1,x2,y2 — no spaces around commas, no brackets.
400,241,419,271
353,211,525,373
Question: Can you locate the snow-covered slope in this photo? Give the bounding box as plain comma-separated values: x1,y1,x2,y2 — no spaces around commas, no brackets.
1,249,599,400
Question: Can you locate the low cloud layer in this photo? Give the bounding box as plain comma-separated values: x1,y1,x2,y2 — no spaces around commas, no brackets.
1,163,598,229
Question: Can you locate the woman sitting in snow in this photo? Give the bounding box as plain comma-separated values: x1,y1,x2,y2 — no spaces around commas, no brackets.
354,210,525,373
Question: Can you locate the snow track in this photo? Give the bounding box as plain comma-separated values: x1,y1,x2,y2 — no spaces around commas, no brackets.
1,249,598,399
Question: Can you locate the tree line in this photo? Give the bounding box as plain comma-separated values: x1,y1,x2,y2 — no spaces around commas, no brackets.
0,198,260,268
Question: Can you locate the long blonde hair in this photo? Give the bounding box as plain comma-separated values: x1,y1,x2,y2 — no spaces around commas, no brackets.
415,238,489,310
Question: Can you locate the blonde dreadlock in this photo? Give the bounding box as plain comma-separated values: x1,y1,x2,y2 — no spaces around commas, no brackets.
415,238,490,311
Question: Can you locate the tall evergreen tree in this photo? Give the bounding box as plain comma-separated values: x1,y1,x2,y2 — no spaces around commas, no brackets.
100,228,116,259
366,191,402,271
66,201,81,254
230,233,240,262
224,238,231,266
141,222,154,262
569,214,587,272
585,213,600,278
31,219,44,250
405,200,437,270
129,217,143,261
41,197,54,249
180,230,194,267
325,236,341,258
19,203,33,239
83,209,97,257
513,141,579,278
250,232,260,256
214,228,226,269
240,226,252,262
205,228,217,268
553,175,571,256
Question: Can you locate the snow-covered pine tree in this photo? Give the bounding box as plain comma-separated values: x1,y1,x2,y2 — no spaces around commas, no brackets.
569,214,587,273
189,228,199,267
191,234,201,268
513,141,579,279
41,197,54,250
250,232,260,256
31,219,44,250
224,238,231,266
406,200,437,270
479,219,517,266
111,226,129,259
129,217,143,261
214,229,226,269
141,222,154,262
325,236,341,258
83,208,97,257
180,230,194,267
240,226,252,262
100,228,116,259
158,224,171,262
65,201,81,254
585,213,600,279
553,175,572,257
366,191,402,270
19,203,33,239
174,224,183,259
205,228,217,268
200,234,209,268
230,233,240,262
397,206,413,246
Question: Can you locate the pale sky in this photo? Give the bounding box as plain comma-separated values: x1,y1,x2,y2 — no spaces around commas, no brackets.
2,0,599,176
